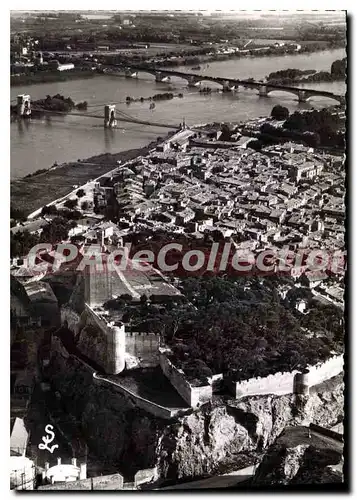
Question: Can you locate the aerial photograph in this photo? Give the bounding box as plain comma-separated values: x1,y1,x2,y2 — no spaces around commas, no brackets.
10,9,346,491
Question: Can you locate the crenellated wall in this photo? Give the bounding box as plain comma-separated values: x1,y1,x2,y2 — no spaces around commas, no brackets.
307,354,344,387
227,354,344,399
125,332,160,367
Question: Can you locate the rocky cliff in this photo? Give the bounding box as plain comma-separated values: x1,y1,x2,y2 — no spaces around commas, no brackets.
251,425,344,485
47,348,344,482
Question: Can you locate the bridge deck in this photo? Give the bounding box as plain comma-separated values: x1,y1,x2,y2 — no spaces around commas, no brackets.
121,65,343,100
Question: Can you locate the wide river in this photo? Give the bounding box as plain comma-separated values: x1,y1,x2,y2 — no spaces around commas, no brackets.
11,48,346,179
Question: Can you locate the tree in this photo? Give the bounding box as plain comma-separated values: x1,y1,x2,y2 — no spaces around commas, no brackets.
64,199,77,210
331,58,346,79
271,105,289,121
76,189,85,198
10,206,26,222
248,139,263,151
40,217,71,244
81,201,89,211
220,123,232,141
41,204,58,216
11,230,40,258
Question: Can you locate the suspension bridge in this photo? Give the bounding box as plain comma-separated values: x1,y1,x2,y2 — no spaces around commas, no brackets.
13,94,181,130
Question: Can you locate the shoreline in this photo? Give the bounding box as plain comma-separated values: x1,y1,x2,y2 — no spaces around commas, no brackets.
10,70,97,88
10,138,172,217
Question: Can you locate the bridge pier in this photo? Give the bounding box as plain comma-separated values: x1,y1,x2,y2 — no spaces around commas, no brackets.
298,90,307,103
104,104,117,129
258,86,268,97
187,76,198,88
155,71,163,82
222,80,233,92
125,69,138,78
17,94,31,117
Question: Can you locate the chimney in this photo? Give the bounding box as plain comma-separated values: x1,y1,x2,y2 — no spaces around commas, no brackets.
45,462,49,472
57,457,61,466
71,458,77,467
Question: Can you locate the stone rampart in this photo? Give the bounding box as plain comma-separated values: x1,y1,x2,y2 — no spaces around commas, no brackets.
228,354,344,399
159,348,212,407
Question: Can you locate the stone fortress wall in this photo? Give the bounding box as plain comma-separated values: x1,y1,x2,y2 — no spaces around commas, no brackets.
159,348,343,406
61,307,343,409
159,348,212,408
61,306,161,372
228,354,344,399
125,332,160,367
61,305,125,374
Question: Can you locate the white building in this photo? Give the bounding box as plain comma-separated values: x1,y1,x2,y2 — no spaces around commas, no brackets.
57,63,75,72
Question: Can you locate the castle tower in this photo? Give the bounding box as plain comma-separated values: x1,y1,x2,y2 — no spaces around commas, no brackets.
294,371,310,396
104,104,117,128
106,322,126,374
17,94,31,117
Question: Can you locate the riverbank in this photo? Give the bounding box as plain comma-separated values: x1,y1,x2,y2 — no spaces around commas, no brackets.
11,142,162,216
11,69,96,87
157,42,346,70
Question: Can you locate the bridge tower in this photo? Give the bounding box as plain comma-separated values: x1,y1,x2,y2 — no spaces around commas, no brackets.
17,94,31,117
104,104,117,128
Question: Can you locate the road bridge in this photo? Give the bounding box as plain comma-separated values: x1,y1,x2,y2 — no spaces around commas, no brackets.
111,65,345,105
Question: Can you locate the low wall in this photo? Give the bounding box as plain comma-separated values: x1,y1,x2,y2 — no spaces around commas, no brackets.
125,332,160,367
159,348,212,407
228,354,344,399
92,473,124,489
38,473,124,490
134,467,158,487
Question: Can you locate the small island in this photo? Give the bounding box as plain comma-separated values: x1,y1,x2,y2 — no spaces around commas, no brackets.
10,94,88,118
265,57,346,86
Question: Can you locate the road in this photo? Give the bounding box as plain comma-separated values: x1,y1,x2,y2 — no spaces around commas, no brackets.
158,465,255,490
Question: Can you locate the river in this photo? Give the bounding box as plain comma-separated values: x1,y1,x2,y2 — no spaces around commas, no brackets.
11,48,346,179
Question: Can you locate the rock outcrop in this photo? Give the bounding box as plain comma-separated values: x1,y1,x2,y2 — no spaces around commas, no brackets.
251,426,344,485
47,348,344,482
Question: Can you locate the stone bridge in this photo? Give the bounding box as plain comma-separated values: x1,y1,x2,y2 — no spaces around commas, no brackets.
121,66,345,105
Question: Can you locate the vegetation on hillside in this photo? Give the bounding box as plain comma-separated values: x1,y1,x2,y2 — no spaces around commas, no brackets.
113,276,344,384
